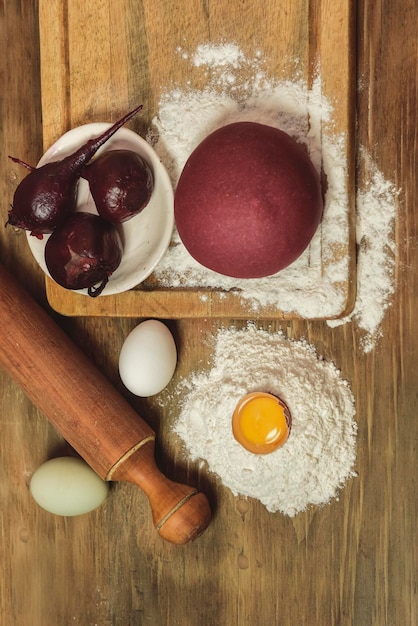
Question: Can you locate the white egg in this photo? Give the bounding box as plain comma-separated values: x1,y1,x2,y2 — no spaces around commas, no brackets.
118,319,177,396
30,457,109,517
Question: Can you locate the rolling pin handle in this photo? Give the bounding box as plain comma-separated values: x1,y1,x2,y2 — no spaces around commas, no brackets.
108,439,211,544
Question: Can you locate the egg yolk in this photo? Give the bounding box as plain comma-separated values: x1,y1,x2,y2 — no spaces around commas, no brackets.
232,392,291,454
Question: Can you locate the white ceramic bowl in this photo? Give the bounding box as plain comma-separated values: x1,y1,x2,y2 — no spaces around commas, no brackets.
26,124,174,296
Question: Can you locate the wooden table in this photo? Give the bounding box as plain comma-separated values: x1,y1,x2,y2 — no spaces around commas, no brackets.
0,1,416,625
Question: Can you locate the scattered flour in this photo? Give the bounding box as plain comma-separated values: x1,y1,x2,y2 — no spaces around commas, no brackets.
148,44,351,319
173,324,357,516
148,43,398,351
327,149,398,352
148,43,398,514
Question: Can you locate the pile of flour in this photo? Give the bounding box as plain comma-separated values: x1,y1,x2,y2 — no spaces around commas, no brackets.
173,324,357,516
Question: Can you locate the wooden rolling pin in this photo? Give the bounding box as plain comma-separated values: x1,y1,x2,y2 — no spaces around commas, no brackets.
0,264,211,544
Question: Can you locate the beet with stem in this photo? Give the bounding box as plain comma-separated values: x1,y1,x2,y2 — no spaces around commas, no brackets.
82,149,154,223
6,104,143,238
44,212,123,297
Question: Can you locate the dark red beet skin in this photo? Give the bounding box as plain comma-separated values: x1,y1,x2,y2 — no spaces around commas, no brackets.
7,163,80,238
82,149,154,223
6,104,143,237
44,212,123,297
174,121,324,279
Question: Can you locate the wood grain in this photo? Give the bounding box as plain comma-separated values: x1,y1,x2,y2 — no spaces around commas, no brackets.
0,0,417,625
38,0,356,320
0,264,210,545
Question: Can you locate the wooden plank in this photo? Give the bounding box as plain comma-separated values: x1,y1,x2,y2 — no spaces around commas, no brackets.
38,0,355,318
1,1,417,624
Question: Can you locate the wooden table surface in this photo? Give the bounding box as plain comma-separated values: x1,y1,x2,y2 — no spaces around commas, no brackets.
0,1,416,625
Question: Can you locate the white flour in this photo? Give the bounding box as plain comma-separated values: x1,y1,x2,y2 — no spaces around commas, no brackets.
173,324,357,516
149,44,351,319
148,42,398,514
148,43,398,350
327,149,398,352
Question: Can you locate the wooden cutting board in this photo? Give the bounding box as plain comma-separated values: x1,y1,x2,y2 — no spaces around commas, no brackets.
38,0,356,319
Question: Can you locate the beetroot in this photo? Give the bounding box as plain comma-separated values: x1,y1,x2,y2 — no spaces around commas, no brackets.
6,104,143,238
82,149,153,223
44,212,123,297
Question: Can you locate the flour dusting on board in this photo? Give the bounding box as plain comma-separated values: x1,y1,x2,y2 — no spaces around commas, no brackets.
148,43,350,319
148,43,399,350
172,324,357,516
